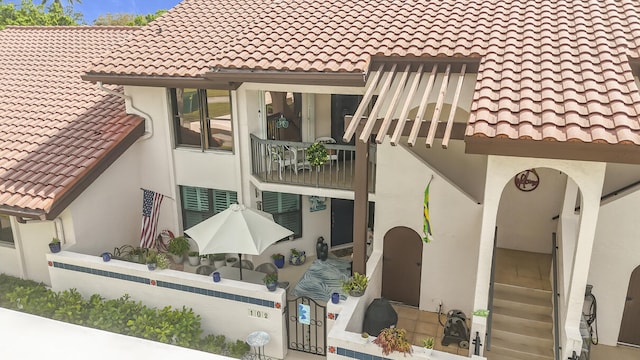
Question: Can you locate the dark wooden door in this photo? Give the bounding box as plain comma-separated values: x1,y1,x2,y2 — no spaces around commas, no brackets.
331,95,360,145
619,265,640,345
331,199,353,248
382,226,422,306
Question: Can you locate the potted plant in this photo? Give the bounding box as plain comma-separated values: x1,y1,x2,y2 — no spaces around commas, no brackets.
212,253,226,268
289,248,306,266
263,273,278,291
271,253,285,268
146,251,158,270
341,272,368,297
167,236,190,264
306,142,329,185
131,247,146,263
306,141,328,167
200,254,211,266
422,337,435,355
188,251,200,266
155,252,170,270
373,327,413,356
49,237,61,253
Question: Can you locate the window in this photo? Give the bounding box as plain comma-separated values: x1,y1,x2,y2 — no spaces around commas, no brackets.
170,88,233,151
180,186,238,229
262,191,302,239
0,215,14,245
264,91,302,141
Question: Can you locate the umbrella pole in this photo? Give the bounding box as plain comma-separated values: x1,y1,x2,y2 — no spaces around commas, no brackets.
238,253,243,280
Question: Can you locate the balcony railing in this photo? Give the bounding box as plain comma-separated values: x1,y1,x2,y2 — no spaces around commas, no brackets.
250,134,376,192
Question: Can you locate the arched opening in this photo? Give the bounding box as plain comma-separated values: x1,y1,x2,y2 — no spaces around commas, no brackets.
619,265,640,345
488,167,583,359
381,226,423,307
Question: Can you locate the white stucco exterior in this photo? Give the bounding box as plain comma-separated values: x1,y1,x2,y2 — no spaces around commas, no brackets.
5,76,640,358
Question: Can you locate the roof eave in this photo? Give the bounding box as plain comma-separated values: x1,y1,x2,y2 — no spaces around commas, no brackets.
204,69,367,87
43,118,146,220
82,73,240,90
465,136,640,164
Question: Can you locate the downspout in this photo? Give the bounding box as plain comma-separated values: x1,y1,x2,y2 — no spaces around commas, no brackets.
97,82,153,140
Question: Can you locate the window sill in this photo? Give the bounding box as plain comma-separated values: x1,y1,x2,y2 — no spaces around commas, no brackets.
174,147,234,155
0,242,16,249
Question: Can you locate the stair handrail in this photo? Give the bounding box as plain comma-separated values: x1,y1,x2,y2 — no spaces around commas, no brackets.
486,226,498,351
552,232,561,360
552,179,640,220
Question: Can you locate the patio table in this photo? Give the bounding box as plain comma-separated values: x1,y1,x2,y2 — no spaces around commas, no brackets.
215,266,266,285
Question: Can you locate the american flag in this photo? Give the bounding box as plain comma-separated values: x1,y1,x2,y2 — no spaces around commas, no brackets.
140,189,164,248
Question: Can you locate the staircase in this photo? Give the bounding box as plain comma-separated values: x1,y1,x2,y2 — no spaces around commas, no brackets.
487,282,554,360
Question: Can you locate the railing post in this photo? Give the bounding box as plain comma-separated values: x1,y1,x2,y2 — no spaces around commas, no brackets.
552,232,561,360
486,226,498,351
472,331,482,356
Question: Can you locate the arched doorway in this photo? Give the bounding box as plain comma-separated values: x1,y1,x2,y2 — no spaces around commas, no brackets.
619,265,640,345
382,226,422,306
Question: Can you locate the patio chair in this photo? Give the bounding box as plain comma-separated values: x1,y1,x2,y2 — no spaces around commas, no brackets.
266,144,302,180
315,136,339,170
232,259,254,270
255,262,278,275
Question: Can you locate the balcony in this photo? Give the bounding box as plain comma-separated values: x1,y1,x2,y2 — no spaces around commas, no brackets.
250,134,376,192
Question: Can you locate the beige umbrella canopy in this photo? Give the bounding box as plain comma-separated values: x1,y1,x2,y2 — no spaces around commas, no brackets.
184,204,293,279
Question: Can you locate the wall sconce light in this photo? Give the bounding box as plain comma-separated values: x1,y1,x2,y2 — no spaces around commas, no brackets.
256,200,262,211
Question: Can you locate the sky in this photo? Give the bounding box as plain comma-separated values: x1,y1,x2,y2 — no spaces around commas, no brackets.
8,0,184,23
76,0,183,22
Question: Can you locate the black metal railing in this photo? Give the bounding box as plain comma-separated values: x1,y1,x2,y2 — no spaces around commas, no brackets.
250,134,376,191
473,331,482,356
486,226,498,351
552,232,561,360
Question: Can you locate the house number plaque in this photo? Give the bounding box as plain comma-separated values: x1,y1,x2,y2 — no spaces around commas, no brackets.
514,169,540,192
248,308,269,319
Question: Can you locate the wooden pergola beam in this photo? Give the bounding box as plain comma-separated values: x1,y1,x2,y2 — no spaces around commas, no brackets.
345,116,467,140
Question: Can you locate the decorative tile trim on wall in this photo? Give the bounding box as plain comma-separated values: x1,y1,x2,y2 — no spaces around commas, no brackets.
334,347,391,360
52,261,276,309
52,261,150,285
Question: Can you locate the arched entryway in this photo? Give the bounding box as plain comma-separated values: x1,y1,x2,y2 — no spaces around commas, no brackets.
619,265,640,345
382,226,422,306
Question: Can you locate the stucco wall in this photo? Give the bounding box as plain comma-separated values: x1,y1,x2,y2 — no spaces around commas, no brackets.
374,142,482,314
589,189,640,345
497,167,566,254
48,251,287,359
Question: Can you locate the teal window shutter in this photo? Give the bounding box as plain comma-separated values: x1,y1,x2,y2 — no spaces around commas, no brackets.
262,191,301,238
180,186,237,229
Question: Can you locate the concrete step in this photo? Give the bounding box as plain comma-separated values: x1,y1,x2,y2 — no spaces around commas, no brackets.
490,332,554,359
493,283,552,307
486,344,554,360
492,304,553,323
492,315,552,339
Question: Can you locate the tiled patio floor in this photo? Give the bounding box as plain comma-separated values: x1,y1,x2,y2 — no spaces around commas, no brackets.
392,303,471,357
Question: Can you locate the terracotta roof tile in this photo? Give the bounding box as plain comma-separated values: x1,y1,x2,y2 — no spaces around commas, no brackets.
0,26,144,218
87,0,640,147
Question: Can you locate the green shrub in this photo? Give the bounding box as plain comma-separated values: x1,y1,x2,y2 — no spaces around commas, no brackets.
0,274,248,357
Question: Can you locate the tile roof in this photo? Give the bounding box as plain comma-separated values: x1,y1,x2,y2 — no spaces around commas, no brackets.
0,26,144,219
87,0,640,150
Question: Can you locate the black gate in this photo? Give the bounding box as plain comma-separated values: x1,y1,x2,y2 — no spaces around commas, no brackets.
286,296,326,355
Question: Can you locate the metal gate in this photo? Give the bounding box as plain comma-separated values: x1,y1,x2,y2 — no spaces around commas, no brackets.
286,296,326,355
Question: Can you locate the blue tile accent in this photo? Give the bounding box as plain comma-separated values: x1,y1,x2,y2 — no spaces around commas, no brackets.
53,261,275,308
335,348,392,360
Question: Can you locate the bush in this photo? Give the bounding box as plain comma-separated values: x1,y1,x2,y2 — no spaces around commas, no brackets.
0,274,249,358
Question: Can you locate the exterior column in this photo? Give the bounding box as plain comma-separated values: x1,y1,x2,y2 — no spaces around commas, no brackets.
352,125,369,275
561,182,604,359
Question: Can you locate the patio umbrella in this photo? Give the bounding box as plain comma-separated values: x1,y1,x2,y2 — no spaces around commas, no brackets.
184,204,293,280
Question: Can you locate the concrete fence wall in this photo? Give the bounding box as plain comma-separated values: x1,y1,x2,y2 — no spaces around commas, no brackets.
47,251,287,359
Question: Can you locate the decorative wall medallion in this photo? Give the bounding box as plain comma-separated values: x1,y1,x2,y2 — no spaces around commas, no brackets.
514,169,540,192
